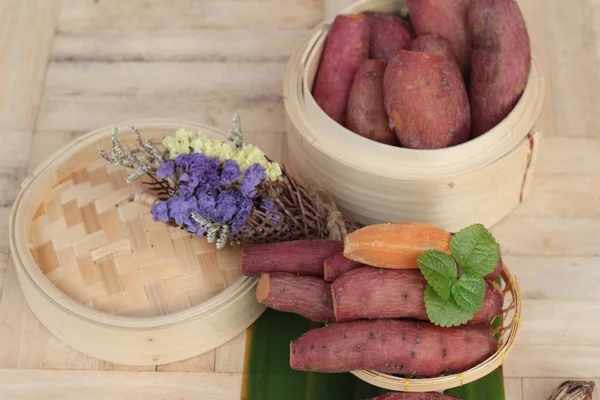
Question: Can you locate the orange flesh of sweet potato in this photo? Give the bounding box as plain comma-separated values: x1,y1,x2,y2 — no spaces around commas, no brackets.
289,319,497,376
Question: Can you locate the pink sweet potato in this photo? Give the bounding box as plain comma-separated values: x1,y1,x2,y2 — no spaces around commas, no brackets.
365,11,415,62
323,253,366,282
365,393,459,400
468,0,531,137
485,258,504,282
407,0,472,76
290,319,497,376
242,240,343,277
256,272,334,323
383,51,471,149
313,14,370,125
411,34,456,63
332,267,503,324
346,60,399,146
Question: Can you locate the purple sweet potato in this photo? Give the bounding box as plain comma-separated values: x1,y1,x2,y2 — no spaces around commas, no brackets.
411,34,456,63
332,267,503,324
407,0,472,76
468,0,531,137
256,272,334,323
365,393,459,400
290,319,497,376
323,253,366,282
365,11,415,62
383,51,471,149
346,60,399,146
313,14,370,125
241,240,343,277
485,258,504,282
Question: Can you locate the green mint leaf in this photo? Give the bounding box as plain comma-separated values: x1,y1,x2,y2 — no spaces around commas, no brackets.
416,250,457,300
451,273,486,313
450,223,500,276
424,284,475,327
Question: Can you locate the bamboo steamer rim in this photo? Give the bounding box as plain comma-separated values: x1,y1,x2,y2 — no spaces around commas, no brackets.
351,265,522,392
282,0,546,179
9,118,258,330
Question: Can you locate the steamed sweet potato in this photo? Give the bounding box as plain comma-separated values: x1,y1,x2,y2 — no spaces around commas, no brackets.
242,239,343,277
346,60,399,146
344,222,452,269
383,51,470,149
485,258,504,281
323,253,366,282
407,0,472,76
290,319,497,376
256,272,334,323
468,0,531,137
365,11,414,62
332,267,503,324
365,393,459,400
313,14,370,125
411,34,456,63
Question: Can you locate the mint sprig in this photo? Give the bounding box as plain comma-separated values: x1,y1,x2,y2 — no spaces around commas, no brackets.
417,223,500,327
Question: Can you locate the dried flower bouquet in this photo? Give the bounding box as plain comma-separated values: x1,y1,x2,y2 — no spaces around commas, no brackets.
99,116,358,249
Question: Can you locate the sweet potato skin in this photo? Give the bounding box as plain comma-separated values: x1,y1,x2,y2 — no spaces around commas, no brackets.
323,253,366,282
468,0,531,137
313,14,370,125
256,272,334,323
485,258,504,281
242,239,343,277
346,60,399,146
383,51,470,149
411,34,456,64
365,393,459,400
290,319,497,376
365,11,415,62
332,267,503,324
407,0,472,76
344,222,452,269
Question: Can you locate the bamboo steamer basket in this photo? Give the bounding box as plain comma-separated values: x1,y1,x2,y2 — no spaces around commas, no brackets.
283,0,546,232
351,264,522,392
9,119,265,366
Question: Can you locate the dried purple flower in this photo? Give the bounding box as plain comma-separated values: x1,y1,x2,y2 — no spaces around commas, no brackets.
156,161,175,179
240,163,266,198
220,159,241,186
151,200,170,223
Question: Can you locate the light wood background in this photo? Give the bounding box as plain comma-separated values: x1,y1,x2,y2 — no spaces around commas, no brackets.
0,0,598,399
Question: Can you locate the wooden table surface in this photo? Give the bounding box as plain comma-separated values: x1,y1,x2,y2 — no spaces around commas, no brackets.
0,0,598,399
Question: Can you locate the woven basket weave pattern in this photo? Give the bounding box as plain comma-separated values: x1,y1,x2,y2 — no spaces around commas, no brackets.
29,143,242,317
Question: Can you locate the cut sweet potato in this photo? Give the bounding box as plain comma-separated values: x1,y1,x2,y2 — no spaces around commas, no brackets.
323,253,366,282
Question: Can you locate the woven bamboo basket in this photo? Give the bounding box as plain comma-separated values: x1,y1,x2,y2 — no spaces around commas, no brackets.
283,0,547,233
351,264,522,392
9,119,266,366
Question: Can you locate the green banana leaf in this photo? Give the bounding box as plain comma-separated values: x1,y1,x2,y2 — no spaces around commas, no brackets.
241,309,505,400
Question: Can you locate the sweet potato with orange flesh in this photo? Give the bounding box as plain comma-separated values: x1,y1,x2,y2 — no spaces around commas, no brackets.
365,393,459,400
332,267,503,324
407,0,472,76
468,0,531,137
313,14,370,125
344,222,452,269
290,319,497,376
323,253,366,282
365,11,415,62
346,60,399,146
256,272,334,323
383,51,471,149
242,239,343,277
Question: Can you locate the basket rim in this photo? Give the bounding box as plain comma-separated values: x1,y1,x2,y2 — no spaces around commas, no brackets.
9,118,258,330
282,0,547,177
350,264,522,392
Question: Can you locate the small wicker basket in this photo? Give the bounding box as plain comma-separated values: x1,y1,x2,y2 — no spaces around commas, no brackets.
352,265,522,392
9,119,265,366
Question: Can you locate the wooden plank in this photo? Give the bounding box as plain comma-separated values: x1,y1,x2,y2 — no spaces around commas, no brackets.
0,0,62,131
0,208,9,258
98,361,155,372
325,0,354,18
0,132,33,168
214,331,246,373
58,0,323,32
504,345,600,378
491,216,600,257
52,30,307,62
0,168,28,207
36,95,286,135
504,256,600,301
42,336,100,370
157,350,215,372
0,251,7,301
44,62,286,98
522,378,599,400
0,369,242,400
536,137,600,174
504,378,523,400
543,0,600,138
0,259,26,367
